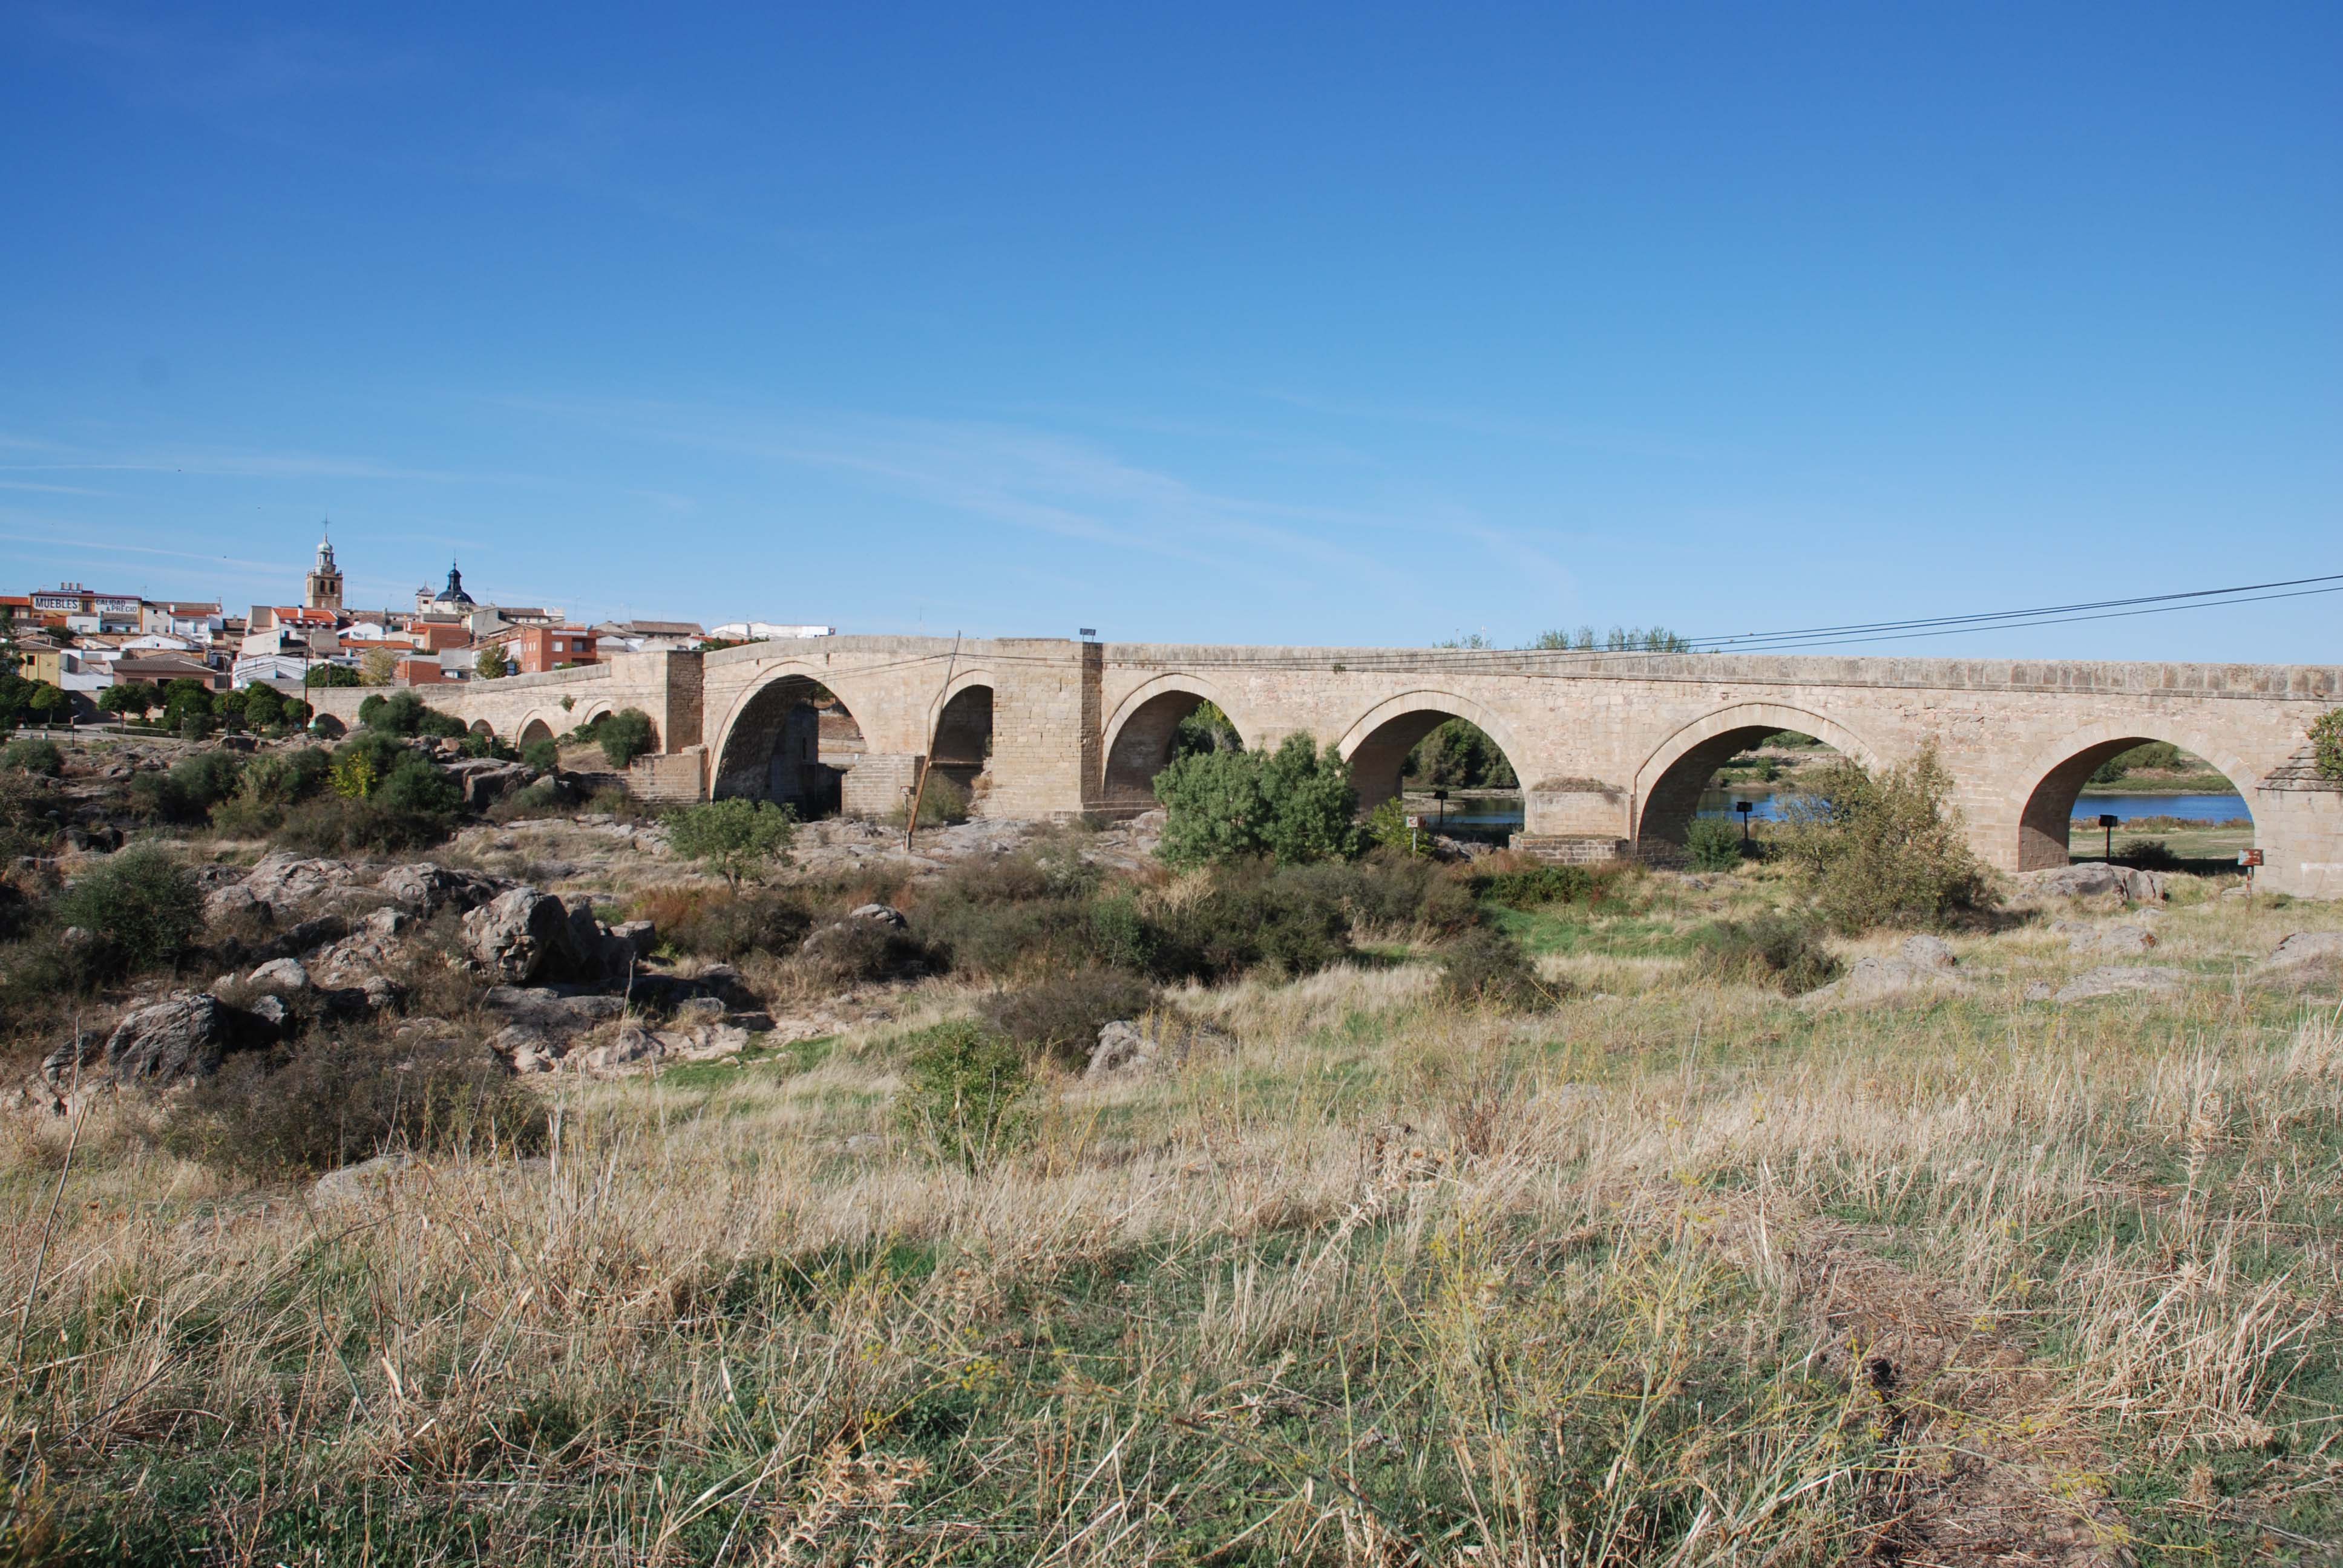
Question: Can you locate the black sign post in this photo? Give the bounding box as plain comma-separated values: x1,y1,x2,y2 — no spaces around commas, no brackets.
2098,812,2120,863
1735,800,1754,843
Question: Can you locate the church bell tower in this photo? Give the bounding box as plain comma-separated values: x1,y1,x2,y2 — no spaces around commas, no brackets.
305,523,344,613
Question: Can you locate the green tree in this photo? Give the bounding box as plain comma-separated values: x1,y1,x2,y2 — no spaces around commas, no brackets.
25,682,69,723
240,682,286,729
598,708,655,767
304,664,361,688
474,643,510,680
664,797,799,887
1772,743,1993,933
1401,718,1516,789
2315,709,2343,782
1154,733,1358,869
55,846,205,976
99,682,159,719
1171,700,1240,759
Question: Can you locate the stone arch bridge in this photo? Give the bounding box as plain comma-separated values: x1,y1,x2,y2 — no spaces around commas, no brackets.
309,637,2343,897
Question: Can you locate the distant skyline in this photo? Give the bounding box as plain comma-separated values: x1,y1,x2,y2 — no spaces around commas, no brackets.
2,4,2336,659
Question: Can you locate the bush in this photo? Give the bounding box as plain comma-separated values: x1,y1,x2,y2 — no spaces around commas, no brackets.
1435,928,1563,1010
661,889,813,961
893,1021,1036,1172
2114,838,2181,871
2313,710,2343,783
979,969,1158,1068
53,846,203,977
1155,733,1359,869
522,737,560,771
1470,860,1616,910
1771,745,1994,933
798,915,927,986
272,794,456,855
1363,797,1429,857
1,738,63,776
0,772,57,860
890,772,970,828
2091,740,2184,783
1685,817,1745,872
598,708,656,768
1152,866,1353,981
1694,915,1841,996
162,1034,548,1178
666,798,799,886
1277,854,1476,938
358,691,464,739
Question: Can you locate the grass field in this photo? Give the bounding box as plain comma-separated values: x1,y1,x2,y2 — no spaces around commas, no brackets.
7,863,2341,1565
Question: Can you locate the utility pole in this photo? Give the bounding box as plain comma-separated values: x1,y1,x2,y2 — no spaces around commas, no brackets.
904,632,962,854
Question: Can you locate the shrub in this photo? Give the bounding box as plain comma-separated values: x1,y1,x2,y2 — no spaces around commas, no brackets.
597,708,656,768
1278,854,1476,938
666,798,799,886
2313,710,2343,782
1151,866,1352,981
1685,817,1745,872
890,772,970,828
1155,733,1359,869
979,969,1158,1068
0,772,58,860
1364,797,1431,857
1,738,63,776
662,889,813,961
1471,860,1613,910
53,846,203,976
797,915,926,986
2114,838,2181,871
522,737,560,771
1694,915,1841,996
893,1021,1035,1172
1435,928,1563,1011
162,1034,548,1178
1770,745,1994,933
272,794,456,855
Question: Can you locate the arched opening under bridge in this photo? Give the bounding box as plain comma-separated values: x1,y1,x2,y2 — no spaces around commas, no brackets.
1341,697,1527,840
713,675,869,817
1102,688,1243,806
927,684,995,809
2019,736,2255,874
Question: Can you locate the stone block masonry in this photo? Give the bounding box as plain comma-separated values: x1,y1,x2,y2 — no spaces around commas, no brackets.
376,637,2343,899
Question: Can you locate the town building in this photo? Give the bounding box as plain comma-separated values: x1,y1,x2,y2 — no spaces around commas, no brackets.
305,528,344,613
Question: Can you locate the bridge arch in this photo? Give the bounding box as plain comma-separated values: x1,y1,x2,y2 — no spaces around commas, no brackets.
709,664,872,814
518,712,560,746
1101,674,1250,805
925,670,996,804
1632,703,1881,852
2009,720,2258,871
1334,690,1532,814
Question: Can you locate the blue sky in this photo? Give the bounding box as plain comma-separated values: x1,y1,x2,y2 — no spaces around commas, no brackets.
2,3,2336,658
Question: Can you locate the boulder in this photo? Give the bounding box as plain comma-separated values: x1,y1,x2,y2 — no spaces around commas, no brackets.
1085,1015,1230,1079
2013,863,2166,903
849,903,908,929
377,862,508,918
443,760,535,809
2053,965,2187,1003
1899,934,1957,970
239,852,362,915
2258,932,2343,973
247,957,312,991
1801,955,1974,1008
204,883,269,924
2054,921,2157,957
102,993,275,1085
609,920,658,962
462,889,586,983
311,1152,413,1206
482,985,626,1035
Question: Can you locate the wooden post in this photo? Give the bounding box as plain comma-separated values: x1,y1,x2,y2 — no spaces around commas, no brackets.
904,632,962,853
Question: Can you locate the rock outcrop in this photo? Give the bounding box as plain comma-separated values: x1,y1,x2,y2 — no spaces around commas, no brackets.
2053,966,2187,1003
2013,863,2166,903
99,993,277,1085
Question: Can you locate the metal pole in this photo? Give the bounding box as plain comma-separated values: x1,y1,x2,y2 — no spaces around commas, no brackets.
904,631,962,852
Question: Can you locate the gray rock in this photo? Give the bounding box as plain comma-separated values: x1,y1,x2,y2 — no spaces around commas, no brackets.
609,920,658,961
247,957,311,991
2023,981,2056,1002
2258,932,2343,972
462,888,585,983
362,906,411,939
203,883,267,923
444,760,535,808
482,985,625,1034
1085,1015,1228,1079
238,852,361,914
849,903,907,928
102,993,272,1085
247,995,290,1032
376,862,506,918
2057,921,2157,956
1899,934,1957,970
2053,965,2187,1003
2014,863,2166,903
491,1024,562,1072
311,1152,413,1205
1802,955,1974,1008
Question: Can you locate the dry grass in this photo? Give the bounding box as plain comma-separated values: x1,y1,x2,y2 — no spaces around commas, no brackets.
4,878,2341,1563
